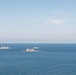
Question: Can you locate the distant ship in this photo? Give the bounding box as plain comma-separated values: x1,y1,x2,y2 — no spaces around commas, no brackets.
26,48,38,52
0,46,10,50
22,47,39,52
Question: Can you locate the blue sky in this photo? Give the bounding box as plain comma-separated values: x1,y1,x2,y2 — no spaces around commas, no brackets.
0,0,76,43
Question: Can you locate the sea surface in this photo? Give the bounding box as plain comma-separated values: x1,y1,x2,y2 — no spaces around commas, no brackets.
0,43,76,75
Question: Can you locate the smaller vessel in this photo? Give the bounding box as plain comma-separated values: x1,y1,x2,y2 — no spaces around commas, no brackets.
0,46,10,50
33,46,39,49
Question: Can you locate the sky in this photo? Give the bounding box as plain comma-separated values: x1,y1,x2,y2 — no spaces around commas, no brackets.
0,0,76,43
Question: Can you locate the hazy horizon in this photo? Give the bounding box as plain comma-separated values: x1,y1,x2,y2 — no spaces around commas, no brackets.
0,0,76,43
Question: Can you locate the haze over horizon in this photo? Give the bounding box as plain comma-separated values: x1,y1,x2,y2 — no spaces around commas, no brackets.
0,0,76,43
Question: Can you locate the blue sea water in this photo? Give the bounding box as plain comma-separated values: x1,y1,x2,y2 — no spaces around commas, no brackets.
0,43,76,75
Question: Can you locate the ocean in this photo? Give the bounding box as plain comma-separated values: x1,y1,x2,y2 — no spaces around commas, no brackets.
0,43,76,75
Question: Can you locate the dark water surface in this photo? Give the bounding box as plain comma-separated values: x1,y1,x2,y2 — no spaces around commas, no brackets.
0,43,76,75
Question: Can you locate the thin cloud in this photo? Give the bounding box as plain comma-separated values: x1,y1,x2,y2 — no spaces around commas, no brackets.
50,19,64,24
46,19,64,25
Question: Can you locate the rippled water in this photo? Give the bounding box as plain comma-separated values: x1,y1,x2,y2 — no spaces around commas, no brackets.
0,43,76,75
